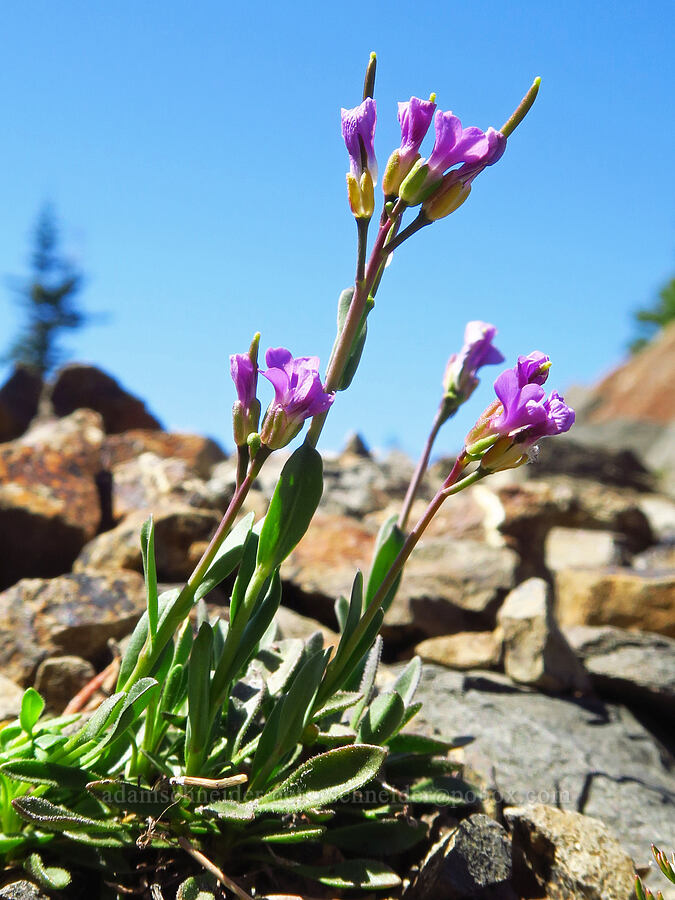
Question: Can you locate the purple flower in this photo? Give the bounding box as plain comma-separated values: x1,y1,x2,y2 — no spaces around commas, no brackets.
443,321,504,401
341,98,377,183
426,111,491,180
490,358,574,442
260,347,334,449
230,353,257,407
514,351,550,387
397,96,436,170
453,127,507,186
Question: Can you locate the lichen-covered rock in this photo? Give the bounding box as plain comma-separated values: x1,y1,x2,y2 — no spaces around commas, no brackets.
0,673,25,721
505,804,636,900
0,443,101,588
73,505,220,581
0,571,145,684
110,452,219,519
497,578,590,693
49,364,162,433
103,429,226,477
554,567,675,636
545,527,628,570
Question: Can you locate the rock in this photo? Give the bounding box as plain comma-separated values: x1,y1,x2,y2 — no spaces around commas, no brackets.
497,578,590,693
0,443,101,589
408,814,516,900
17,408,105,462
274,605,339,647
632,542,675,573
564,624,675,717
495,477,653,578
110,452,220,519
554,567,675,636
0,571,145,684
282,515,517,643
545,527,628,570
0,673,25,720
103,430,226,478
340,431,371,458
523,437,654,492
637,494,675,542
320,455,415,517
49,364,162,433
392,665,675,867
73,506,220,581
415,632,502,671
505,804,636,900
0,882,49,900
0,366,43,442
33,655,96,711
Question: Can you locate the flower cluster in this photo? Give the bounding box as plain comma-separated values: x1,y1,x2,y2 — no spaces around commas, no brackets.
466,351,575,471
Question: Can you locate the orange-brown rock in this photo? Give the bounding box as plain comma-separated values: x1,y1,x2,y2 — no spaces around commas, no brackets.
103,430,226,478
555,567,675,637
0,366,42,442
0,571,145,684
0,443,101,588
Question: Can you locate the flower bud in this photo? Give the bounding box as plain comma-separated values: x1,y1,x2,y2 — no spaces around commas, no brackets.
423,177,471,221
347,170,375,219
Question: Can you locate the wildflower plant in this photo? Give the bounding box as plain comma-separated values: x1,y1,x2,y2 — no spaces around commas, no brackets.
0,55,576,897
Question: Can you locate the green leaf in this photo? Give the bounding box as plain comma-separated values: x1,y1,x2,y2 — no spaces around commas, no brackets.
227,681,266,759
386,733,455,755
349,636,382,729
117,588,180,688
295,858,400,890
185,622,214,766
160,662,187,716
249,649,329,792
229,528,260,625
257,744,386,814
195,512,254,603
365,514,405,613
357,691,406,745
325,818,427,854
386,754,462,779
405,774,479,806
24,852,71,891
140,516,158,640
196,798,258,822
313,691,362,721
255,639,304,695
392,656,421,707
103,678,159,749
256,444,323,574
315,723,357,748
86,780,182,818
0,760,93,791
20,688,45,735
240,823,326,844
13,796,123,832
330,288,372,392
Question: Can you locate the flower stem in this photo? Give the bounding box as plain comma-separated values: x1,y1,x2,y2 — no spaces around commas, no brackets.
385,211,430,253
398,408,444,531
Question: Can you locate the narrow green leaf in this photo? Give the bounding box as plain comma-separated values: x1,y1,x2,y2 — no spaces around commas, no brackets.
13,797,122,832
24,852,71,890
140,516,158,641
357,691,406,745
313,691,362,721
256,444,323,574
365,514,405,613
20,688,45,735
117,588,180,688
315,723,357,748
405,774,479,806
330,288,372,392
257,744,386,814
229,528,260,624
255,639,304,695
386,754,462,779
160,662,187,716
228,681,266,759
103,678,159,748
386,733,455,755
195,512,254,602
0,760,93,791
349,636,382,729
196,798,258,822
295,858,400,890
87,780,182,818
392,656,421,707
186,622,214,765
325,818,427,854
240,823,325,844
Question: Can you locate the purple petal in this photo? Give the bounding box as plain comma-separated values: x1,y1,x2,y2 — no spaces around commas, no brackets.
341,98,377,181
265,347,293,370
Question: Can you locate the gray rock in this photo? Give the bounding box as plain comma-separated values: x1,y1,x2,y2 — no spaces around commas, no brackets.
111,452,218,519
392,665,675,868
33,655,96,711
497,578,590,693
638,494,675,542
632,542,675,573
522,436,654,492
415,632,502,671
0,571,145,684
564,624,675,717
341,431,371,458
407,814,516,899
505,804,636,899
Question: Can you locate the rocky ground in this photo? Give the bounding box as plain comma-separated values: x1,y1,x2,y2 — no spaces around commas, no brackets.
0,357,673,899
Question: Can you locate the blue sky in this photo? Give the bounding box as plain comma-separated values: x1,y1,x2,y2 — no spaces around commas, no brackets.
0,0,673,457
